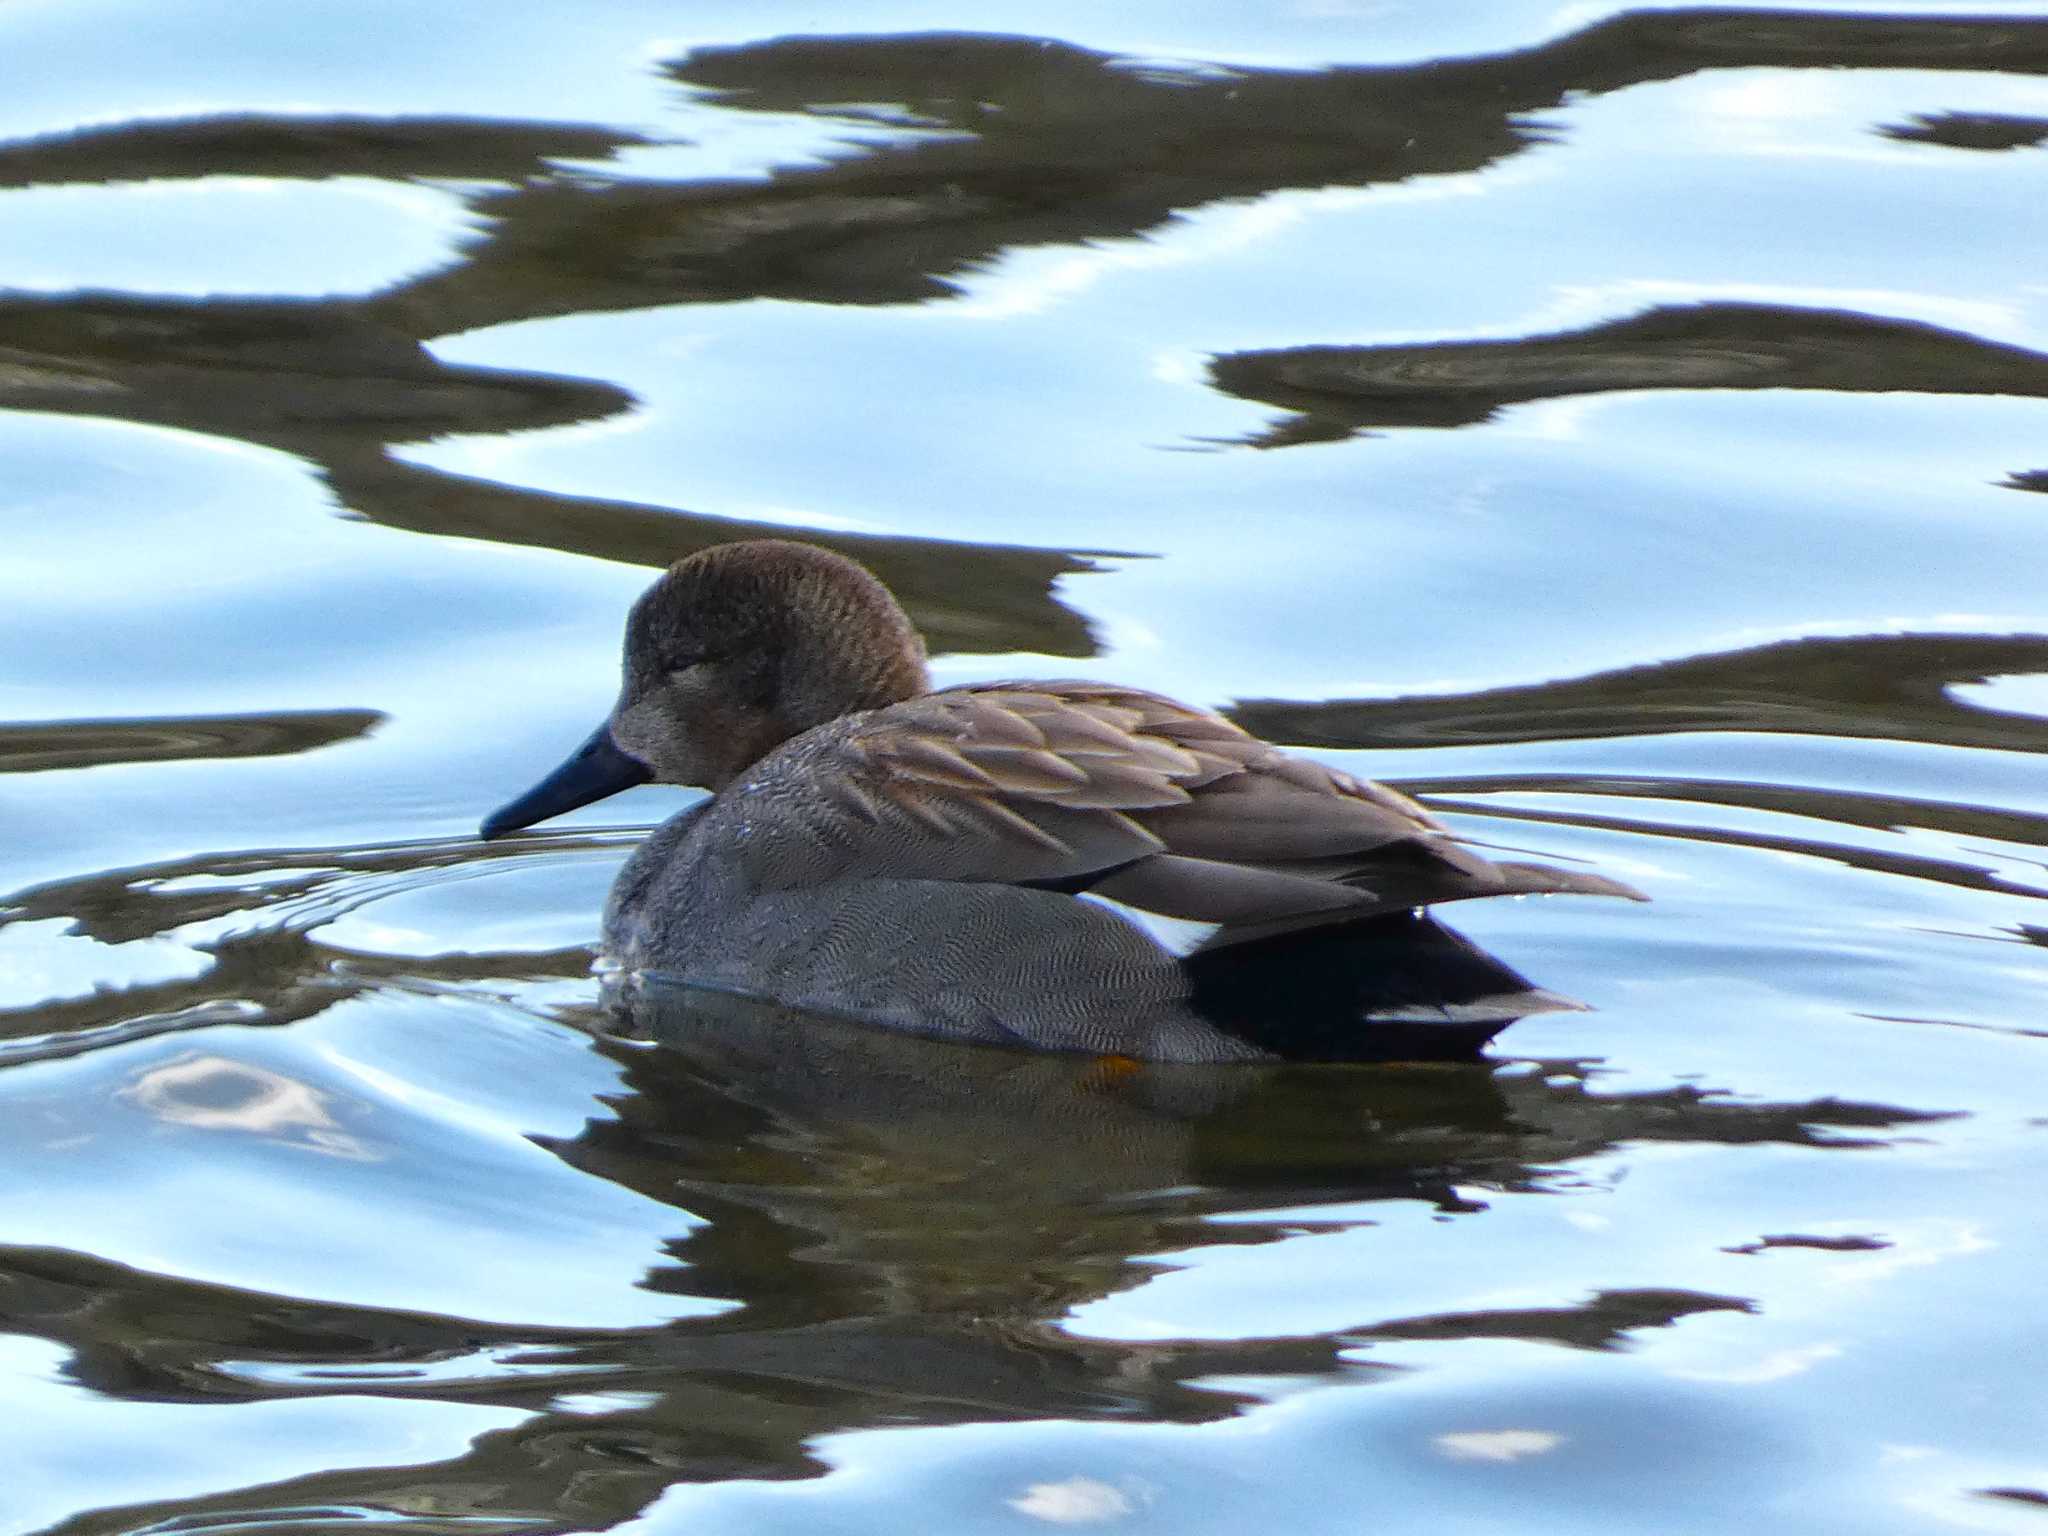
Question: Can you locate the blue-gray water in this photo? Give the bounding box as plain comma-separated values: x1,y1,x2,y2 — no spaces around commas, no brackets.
4,2,2047,1531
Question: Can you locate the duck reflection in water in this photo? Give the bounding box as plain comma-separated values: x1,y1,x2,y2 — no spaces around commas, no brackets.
481,541,1643,1061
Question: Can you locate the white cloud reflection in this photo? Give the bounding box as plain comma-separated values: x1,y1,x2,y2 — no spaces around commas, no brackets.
1435,1428,1567,1462
1008,1475,1149,1523
122,1052,376,1160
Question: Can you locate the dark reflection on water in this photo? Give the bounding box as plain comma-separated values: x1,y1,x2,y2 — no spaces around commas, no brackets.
5,8,2036,342
1231,631,2048,755
0,113,650,187
1721,1232,1891,1255
407,9,2048,328
1878,110,2048,150
7,11,2043,308
0,835,606,1054
0,291,1097,658
1356,1288,1754,1350
1210,304,2048,447
0,710,381,774
0,292,630,439
324,453,1103,659
14,989,1950,1535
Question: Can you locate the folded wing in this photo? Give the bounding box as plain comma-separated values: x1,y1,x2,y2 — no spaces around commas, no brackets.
799,683,1641,940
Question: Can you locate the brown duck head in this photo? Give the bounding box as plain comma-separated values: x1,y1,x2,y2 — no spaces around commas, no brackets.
480,540,930,838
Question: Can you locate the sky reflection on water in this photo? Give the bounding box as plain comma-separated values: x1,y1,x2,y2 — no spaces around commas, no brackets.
4,1,2048,1532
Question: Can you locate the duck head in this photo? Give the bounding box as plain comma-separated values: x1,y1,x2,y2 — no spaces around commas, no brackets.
480,540,930,838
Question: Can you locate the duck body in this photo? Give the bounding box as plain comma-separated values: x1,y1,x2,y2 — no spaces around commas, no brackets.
483,542,1643,1063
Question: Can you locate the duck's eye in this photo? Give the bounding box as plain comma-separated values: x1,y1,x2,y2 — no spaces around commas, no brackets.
664,654,734,687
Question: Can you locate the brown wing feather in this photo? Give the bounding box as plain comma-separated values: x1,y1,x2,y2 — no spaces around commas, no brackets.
819,681,1643,925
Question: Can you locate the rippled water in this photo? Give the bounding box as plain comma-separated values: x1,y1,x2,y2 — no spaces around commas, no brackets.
5,2,2048,1531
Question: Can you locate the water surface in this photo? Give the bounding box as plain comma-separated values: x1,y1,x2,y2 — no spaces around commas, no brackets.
4,2,2047,1532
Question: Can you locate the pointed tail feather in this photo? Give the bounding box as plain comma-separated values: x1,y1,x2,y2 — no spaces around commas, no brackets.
1492,860,1650,902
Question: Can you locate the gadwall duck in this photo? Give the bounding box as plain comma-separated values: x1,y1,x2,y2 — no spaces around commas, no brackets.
482,540,1643,1062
